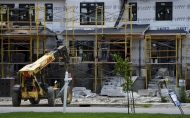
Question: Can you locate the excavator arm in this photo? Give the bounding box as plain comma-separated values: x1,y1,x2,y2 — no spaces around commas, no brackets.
19,46,69,76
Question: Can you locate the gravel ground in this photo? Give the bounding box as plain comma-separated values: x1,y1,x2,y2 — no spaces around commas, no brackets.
1,94,190,108
0,95,155,105
1,90,190,108
0,92,157,105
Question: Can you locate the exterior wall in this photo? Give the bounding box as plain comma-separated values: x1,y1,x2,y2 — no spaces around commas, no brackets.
0,0,66,55
1,0,190,69
64,0,190,67
33,36,57,54
1,0,190,91
1,0,189,31
64,0,190,31
132,0,189,30
65,0,122,29
0,0,66,32
131,38,141,66
129,0,189,67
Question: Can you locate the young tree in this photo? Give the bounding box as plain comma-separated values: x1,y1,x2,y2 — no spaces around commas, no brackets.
111,53,135,114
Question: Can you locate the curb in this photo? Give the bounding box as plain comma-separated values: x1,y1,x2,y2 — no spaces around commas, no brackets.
1,103,190,108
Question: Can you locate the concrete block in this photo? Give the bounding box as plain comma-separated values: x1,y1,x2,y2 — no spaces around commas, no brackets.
138,89,156,97
72,87,86,91
156,89,169,97
72,87,96,98
100,85,115,96
106,87,126,97
138,89,150,96
161,89,169,97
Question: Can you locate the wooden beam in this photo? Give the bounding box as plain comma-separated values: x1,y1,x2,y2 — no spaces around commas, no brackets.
102,35,141,39
0,36,46,39
65,34,142,39
147,35,177,39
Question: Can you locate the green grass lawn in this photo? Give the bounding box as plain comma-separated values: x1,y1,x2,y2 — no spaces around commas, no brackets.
0,112,188,118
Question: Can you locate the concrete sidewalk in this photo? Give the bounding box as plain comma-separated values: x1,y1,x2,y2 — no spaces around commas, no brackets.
1,97,190,109
1,101,190,109
0,107,189,114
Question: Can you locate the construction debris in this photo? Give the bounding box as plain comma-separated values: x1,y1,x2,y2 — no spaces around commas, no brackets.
100,76,138,97
72,87,96,98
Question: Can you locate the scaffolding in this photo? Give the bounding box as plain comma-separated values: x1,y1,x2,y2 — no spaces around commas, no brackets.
1,4,134,94
94,5,104,92
63,5,133,92
186,35,190,89
65,6,81,86
3,3,186,93
1,3,189,99
144,34,183,88
0,5,47,78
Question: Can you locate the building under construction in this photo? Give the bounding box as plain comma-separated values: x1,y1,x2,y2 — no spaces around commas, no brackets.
0,0,190,97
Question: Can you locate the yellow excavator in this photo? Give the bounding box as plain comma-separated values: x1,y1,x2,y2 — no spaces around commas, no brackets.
12,46,72,107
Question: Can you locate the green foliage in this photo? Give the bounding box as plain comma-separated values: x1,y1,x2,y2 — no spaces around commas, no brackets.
161,97,167,103
122,103,152,108
186,98,190,103
111,53,132,92
146,100,157,103
0,112,189,118
178,86,187,103
134,104,152,108
140,104,152,108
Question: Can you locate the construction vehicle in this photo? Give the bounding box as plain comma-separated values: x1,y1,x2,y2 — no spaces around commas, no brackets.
12,46,72,107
